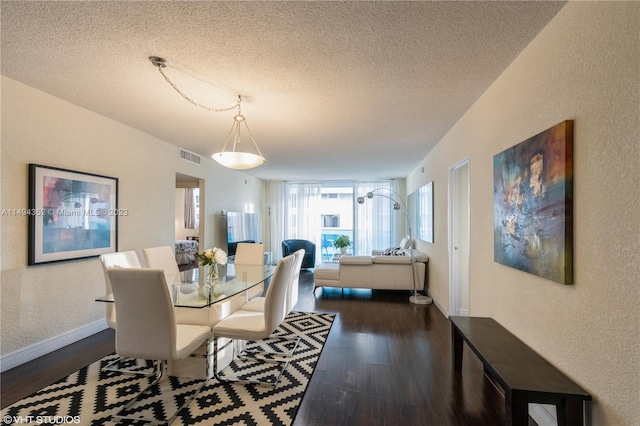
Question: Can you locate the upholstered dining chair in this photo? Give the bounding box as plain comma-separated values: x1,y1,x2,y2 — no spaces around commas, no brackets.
144,245,200,295
234,242,264,265
287,248,304,312
239,249,303,358
234,242,265,300
212,253,296,387
99,250,142,329
242,248,304,314
106,268,211,425
143,246,181,288
99,250,145,375
144,245,204,327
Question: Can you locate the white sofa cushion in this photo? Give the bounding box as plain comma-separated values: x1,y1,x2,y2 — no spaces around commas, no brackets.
398,236,412,249
406,249,429,263
314,262,340,281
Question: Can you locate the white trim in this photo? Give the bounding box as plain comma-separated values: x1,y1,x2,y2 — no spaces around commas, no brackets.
529,403,557,426
448,158,470,316
0,320,108,372
431,292,449,318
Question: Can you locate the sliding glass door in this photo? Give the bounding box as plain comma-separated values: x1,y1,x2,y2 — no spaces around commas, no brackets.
268,180,402,262
319,184,354,262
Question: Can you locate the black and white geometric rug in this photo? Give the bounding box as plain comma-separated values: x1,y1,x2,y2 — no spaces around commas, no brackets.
2,311,335,425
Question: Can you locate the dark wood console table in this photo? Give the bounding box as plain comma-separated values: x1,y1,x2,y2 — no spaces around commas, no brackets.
450,316,591,426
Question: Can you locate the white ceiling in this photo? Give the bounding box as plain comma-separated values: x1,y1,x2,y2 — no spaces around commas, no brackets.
1,1,565,182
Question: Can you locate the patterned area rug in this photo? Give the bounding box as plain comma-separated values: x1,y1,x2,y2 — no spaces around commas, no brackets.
2,311,335,425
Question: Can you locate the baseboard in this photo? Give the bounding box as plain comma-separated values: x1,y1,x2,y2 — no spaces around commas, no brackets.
529,403,557,426
429,292,449,317
0,320,108,372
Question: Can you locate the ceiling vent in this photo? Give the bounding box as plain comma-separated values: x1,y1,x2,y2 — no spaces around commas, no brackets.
179,149,201,165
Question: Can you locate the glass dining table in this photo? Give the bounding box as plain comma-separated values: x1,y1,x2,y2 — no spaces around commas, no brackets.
96,263,275,309
96,263,275,379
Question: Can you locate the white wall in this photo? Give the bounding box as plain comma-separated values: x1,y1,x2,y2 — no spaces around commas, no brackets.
0,76,265,360
407,3,639,425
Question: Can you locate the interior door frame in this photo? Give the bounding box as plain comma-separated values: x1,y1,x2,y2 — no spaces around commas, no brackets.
448,158,470,317
175,172,205,248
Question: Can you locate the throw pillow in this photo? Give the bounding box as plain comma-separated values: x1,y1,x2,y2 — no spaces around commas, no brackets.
383,246,404,256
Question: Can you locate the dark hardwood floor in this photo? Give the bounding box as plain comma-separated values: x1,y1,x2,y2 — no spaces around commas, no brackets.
1,270,519,425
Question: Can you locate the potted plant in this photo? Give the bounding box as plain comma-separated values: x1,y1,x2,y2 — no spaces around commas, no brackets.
333,235,351,254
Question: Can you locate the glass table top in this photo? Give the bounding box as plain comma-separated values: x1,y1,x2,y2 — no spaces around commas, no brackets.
96,264,275,308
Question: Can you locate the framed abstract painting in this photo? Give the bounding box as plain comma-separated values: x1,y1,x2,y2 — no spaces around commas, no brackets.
28,164,119,265
493,120,573,284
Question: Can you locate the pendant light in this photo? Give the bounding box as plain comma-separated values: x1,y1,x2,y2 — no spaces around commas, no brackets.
149,56,265,170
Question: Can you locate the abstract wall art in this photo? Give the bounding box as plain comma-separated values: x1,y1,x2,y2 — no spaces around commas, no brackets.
28,164,119,265
493,120,573,284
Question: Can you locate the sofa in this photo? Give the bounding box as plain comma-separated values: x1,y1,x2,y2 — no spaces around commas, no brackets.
313,248,428,292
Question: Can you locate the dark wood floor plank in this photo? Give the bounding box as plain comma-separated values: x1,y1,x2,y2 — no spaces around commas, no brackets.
1,328,115,407
294,272,506,426
2,269,517,425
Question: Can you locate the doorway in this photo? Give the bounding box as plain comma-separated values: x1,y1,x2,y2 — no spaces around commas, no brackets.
448,159,470,316
176,173,204,280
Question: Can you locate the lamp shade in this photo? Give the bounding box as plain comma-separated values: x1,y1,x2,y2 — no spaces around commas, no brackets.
212,111,265,170
212,152,265,170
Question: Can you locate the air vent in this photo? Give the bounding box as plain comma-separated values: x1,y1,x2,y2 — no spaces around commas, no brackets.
179,149,201,165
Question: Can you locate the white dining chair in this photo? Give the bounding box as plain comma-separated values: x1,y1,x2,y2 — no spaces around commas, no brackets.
212,253,296,387
239,249,303,358
234,242,265,299
99,250,145,375
144,245,205,327
144,245,200,294
106,267,211,425
99,250,142,329
143,245,181,288
234,242,265,265
242,248,304,314
287,248,303,312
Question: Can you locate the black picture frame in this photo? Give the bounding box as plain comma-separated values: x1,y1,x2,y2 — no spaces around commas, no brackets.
28,164,119,265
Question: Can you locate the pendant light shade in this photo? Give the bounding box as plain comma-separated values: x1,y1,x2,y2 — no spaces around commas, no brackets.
213,152,265,170
212,109,265,170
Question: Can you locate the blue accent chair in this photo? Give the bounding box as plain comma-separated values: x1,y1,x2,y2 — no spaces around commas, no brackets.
282,239,316,269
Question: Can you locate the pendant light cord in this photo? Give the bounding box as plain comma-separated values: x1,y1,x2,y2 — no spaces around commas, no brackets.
155,63,240,113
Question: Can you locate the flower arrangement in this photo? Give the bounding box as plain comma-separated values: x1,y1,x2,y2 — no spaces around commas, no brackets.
196,247,228,268
196,247,228,284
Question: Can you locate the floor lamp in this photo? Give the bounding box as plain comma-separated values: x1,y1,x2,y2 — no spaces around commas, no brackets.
357,188,432,305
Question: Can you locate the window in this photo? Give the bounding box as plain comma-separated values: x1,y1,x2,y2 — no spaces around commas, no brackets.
322,214,340,227
269,180,400,261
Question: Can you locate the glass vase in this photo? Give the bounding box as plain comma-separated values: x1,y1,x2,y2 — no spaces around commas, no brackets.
206,263,219,286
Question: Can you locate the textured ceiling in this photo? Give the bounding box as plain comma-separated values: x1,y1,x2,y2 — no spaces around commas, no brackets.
1,1,565,181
